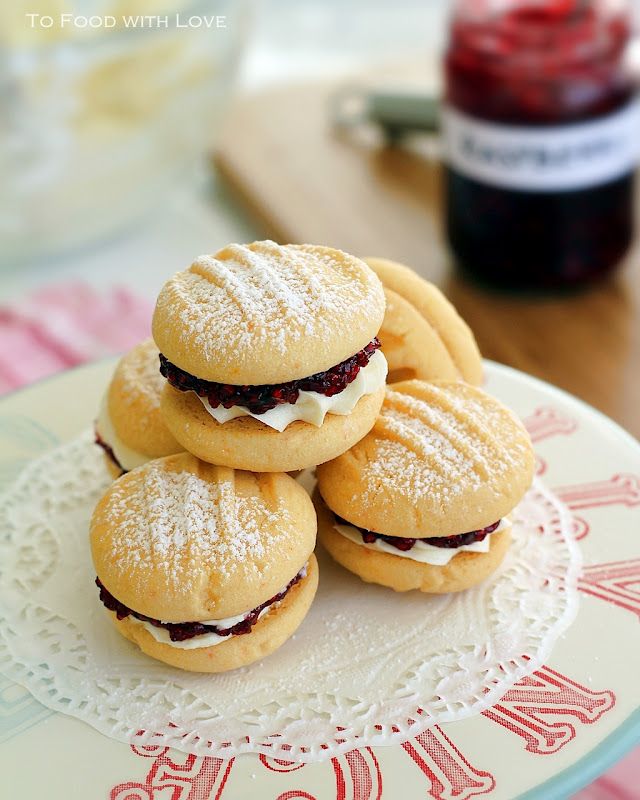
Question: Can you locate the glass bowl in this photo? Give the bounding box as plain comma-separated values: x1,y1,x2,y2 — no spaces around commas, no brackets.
0,0,248,263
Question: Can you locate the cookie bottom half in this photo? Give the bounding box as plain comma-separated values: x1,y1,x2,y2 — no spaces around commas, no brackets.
315,495,511,593
111,555,319,672
161,384,385,472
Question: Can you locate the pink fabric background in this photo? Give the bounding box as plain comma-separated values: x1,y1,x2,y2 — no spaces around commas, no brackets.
0,282,636,797
0,283,153,394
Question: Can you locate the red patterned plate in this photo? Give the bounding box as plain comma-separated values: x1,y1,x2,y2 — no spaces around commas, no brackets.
0,359,638,799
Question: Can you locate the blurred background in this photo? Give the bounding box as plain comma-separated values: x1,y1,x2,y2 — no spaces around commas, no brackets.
0,1,638,792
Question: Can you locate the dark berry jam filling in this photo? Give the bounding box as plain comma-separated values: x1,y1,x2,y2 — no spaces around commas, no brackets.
336,516,501,552
95,429,126,474
159,338,381,415
96,567,306,642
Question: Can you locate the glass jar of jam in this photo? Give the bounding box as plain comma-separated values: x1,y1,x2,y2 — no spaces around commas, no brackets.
443,0,639,289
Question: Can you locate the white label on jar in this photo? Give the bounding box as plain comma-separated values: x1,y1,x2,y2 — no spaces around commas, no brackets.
442,100,640,192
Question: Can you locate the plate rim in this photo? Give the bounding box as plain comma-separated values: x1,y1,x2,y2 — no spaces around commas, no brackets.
517,707,640,800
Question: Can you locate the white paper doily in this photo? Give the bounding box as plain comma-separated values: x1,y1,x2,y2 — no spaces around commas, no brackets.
0,432,581,762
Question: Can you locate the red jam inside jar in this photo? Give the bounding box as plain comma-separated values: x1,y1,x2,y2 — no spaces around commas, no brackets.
443,0,637,289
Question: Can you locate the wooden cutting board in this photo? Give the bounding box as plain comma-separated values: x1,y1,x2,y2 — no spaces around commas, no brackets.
215,81,640,437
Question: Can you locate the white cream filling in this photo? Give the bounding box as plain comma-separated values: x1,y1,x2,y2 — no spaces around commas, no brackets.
130,605,274,650
130,563,308,650
197,349,388,433
333,518,511,566
95,394,149,472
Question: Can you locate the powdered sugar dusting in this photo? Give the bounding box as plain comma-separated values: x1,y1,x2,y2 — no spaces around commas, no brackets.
362,386,523,505
118,339,165,411
101,463,290,593
157,241,384,360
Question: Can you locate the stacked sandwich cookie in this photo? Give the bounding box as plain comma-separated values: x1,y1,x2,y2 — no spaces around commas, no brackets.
91,454,318,672
315,380,534,593
152,241,388,472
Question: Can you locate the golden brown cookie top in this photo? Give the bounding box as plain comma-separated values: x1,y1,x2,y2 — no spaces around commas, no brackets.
153,241,385,384
90,453,316,621
364,257,483,385
316,380,534,537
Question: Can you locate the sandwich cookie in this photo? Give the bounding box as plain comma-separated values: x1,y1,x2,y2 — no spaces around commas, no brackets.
153,241,387,472
364,257,483,385
315,380,534,593
91,453,318,672
95,338,183,478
